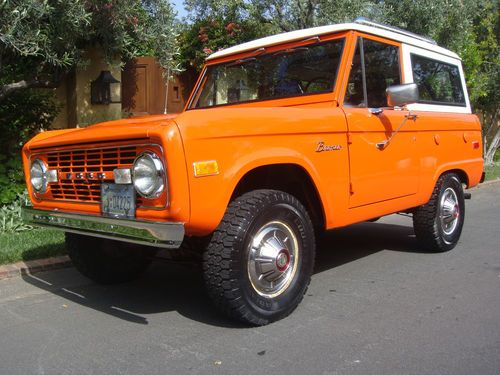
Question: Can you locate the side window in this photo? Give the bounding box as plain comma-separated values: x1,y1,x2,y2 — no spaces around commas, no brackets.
345,38,401,108
344,40,364,107
410,54,465,106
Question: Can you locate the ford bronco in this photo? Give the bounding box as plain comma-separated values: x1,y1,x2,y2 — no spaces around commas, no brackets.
22,19,484,325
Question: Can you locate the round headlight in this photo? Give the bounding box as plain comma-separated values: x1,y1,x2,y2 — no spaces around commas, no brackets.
132,152,165,198
30,159,48,193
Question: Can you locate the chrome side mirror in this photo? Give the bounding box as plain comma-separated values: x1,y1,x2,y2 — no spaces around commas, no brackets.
386,83,419,107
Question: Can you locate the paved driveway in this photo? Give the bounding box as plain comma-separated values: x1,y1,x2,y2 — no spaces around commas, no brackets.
0,183,499,375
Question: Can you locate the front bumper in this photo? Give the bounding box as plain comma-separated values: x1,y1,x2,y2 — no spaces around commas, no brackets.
22,207,184,249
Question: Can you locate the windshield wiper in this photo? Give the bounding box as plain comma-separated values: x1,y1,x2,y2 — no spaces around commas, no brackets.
226,57,257,67
273,47,309,56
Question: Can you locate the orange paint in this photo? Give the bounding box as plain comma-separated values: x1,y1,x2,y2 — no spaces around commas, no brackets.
22,27,484,237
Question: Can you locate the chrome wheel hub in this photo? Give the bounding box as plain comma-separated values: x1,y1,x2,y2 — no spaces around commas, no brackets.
439,187,460,235
247,221,299,298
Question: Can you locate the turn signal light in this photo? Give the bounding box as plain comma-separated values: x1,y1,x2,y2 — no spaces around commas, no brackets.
193,160,219,177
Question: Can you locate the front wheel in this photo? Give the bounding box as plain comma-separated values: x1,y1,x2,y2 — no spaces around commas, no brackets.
413,173,465,252
203,190,316,326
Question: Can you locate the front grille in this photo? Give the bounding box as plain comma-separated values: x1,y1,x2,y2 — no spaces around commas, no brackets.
46,145,138,202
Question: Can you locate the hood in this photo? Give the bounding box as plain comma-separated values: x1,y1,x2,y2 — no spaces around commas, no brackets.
25,114,180,150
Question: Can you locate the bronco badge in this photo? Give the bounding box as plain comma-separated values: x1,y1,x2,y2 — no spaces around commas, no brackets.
316,141,342,152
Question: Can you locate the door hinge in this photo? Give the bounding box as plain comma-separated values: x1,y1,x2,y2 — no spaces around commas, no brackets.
349,182,354,195
347,133,353,145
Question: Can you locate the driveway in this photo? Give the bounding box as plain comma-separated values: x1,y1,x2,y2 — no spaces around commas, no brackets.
0,182,499,375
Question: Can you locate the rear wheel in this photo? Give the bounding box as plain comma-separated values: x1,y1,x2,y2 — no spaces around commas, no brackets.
203,190,315,326
413,173,465,252
66,233,155,284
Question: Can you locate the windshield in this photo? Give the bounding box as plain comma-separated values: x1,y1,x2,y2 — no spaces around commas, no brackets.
190,38,345,109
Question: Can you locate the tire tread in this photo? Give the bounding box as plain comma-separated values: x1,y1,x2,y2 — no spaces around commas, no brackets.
203,189,314,326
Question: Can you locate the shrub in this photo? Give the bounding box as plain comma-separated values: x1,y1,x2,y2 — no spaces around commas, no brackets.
0,191,32,233
0,89,60,204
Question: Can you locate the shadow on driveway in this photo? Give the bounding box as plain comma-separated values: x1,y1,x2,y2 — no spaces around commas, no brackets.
21,221,427,327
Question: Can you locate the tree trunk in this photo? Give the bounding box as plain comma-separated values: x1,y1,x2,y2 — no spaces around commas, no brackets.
484,126,500,166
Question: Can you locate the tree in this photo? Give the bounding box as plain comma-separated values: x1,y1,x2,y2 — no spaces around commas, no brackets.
0,0,180,102
468,0,499,165
184,0,372,33
178,1,264,96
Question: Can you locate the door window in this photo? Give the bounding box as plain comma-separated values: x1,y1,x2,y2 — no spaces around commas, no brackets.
344,38,401,108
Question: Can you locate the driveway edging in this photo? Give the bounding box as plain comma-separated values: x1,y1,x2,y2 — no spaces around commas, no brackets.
0,255,71,280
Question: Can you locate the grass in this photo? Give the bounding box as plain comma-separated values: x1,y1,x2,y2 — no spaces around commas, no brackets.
0,229,66,265
485,163,500,181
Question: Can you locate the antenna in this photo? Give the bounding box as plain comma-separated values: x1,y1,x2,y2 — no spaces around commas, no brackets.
354,17,437,45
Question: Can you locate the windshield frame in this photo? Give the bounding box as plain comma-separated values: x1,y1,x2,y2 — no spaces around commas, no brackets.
186,33,347,110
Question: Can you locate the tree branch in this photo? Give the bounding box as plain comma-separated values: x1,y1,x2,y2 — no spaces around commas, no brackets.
0,79,60,102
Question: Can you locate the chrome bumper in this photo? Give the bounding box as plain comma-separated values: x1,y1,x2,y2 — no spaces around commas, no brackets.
22,207,184,249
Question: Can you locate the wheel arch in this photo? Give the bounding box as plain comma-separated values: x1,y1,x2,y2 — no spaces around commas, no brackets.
436,168,469,187
231,163,327,230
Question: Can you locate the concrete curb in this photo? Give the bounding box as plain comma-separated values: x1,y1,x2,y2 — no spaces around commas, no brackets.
476,178,500,187
0,255,71,280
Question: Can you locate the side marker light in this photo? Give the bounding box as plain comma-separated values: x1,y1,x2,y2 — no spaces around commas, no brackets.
193,160,219,177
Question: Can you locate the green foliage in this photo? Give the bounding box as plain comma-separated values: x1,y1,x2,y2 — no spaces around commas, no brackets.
0,1,91,68
466,0,499,114
0,88,60,204
484,162,500,181
0,1,179,101
0,191,32,233
0,156,25,205
184,0,372,34
178,18,263,72
141,0,182,75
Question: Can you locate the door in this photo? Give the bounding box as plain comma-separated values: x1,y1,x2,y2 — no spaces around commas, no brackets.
122,57,186,116
342,36,418,208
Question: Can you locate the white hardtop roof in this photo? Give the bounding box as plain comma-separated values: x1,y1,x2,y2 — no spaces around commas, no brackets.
206,22,460,61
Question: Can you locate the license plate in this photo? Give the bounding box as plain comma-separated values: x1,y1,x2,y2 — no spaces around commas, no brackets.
101,183,136,219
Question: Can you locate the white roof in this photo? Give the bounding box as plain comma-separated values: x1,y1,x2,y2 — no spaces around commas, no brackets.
206,22,460,61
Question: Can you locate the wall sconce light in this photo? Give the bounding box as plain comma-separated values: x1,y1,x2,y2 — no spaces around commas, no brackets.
91,70,121,104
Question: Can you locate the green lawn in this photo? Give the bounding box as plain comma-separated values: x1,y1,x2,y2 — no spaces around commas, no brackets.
0,229,66,265
485,163,500,181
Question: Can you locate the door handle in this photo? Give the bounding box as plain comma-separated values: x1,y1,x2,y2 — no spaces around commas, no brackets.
376,112,418,150
369,108,383,115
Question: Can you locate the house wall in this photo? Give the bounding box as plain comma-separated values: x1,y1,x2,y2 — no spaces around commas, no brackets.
51,47,122,129
51,51,190,129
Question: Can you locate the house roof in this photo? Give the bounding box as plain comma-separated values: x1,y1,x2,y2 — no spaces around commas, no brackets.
206,21,460,61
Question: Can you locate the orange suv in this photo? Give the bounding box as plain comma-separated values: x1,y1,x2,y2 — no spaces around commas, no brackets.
22,19,484,325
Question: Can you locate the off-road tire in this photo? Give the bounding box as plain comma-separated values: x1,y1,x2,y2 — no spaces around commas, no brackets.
66,233,155,284
203,189,315,326
413,173,465,252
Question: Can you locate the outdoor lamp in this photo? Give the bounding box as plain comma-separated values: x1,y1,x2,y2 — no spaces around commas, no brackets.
90,70,121,104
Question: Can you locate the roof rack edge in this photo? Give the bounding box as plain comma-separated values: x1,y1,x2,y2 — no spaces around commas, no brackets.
354,17,437,45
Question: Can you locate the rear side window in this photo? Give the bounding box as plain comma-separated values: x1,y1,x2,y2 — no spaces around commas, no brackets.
410,54,465,106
